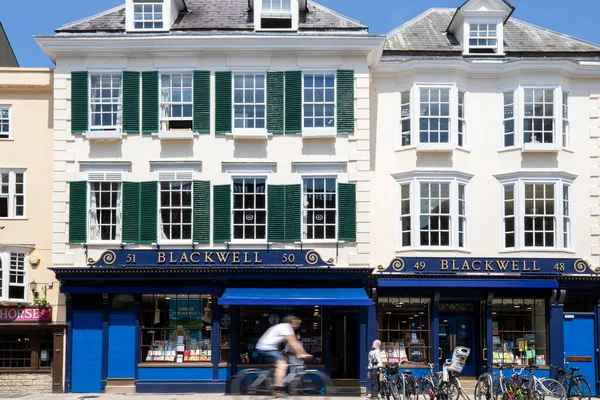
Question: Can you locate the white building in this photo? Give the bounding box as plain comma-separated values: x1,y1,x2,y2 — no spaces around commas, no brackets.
36,0,381,394
371,0,600,388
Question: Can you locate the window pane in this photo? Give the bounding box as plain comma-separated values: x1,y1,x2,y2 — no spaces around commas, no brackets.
303,73,336,130
303,178,337,240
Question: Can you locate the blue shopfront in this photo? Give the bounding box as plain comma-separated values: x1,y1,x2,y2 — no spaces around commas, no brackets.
53,249,376,394
374,257,600,395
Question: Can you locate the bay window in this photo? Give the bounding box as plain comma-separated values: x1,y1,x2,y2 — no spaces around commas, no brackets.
501,86,570,150
419,88,450,144
498,173,574,250
0,170,25,218
0,251,28,302
396,172,472,250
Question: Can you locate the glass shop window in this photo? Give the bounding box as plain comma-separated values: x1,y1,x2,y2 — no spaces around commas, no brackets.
141,294,214,363
378,297,431,364
239,306,323,364
492,298,547,366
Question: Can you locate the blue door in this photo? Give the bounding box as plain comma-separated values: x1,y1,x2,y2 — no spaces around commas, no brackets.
72,312,103,393
108,313,136,379
440,317,476,376
564,315,596,395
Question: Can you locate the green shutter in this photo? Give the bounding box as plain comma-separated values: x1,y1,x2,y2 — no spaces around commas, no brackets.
193,181,210,243
140,181,158,243
193,71,210,134
71,71,89,134
213,184,231,243
122,182,141,242
122,71,140,134
69,181,87,243
267,72,284,134
215,71,232,134
142,71,159,134
285,184,301,242
336,70,355,133
284,71,302,134
267,185,286,242
338,182,356,242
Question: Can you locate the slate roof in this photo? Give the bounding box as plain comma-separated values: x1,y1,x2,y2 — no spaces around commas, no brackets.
0,22,18,67
56,0,367,34
385,8,600,56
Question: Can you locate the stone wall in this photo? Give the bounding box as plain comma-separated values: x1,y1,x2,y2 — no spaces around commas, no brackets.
0,372,52,393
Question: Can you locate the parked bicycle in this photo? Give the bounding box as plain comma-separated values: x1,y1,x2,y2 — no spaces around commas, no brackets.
397,364,419,400
551,365,592,400
380,363,401,400
420,346,471,400
475,363,514,400
506,365,566,400
231,360,334,396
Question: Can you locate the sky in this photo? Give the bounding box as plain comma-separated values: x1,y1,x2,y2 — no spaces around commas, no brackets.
3,0,600,68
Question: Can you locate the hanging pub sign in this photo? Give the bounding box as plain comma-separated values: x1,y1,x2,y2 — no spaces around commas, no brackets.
376,257,598,276
88,249,334,268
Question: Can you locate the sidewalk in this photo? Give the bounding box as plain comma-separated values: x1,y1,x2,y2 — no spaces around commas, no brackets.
0,395,363,400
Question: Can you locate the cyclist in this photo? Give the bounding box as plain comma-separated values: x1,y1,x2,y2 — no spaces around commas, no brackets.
256,315,310,397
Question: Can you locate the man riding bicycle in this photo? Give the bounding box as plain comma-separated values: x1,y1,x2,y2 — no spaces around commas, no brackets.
256,315,310,397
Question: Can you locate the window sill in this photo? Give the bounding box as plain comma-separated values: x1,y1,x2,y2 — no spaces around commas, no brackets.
498,248,575,254
0,369,51,374
396,145,417,152
301,130,337,139
498,146,521,153
153,131,197,140
84,131,125,141
562,147,575,154
298,240,346,245
228,131,271,140
228,240,269,246
416,144,454,153
138,362,213,368
522,143,560,153
85,241,122,246
158,240,194,246
395,247,471,254
456,146,471,154
0,138,14,141
0,217,28,220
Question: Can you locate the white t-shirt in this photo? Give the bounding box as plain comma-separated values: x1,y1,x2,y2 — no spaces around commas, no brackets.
256,323,295,351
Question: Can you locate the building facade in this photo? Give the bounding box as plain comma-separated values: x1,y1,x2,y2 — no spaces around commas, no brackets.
0,66,64,393
36,0,381,394
371,0,600,394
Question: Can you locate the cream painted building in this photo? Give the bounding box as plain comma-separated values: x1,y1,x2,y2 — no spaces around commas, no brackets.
36,0,381,394
370,0,600,388
0,67,64,393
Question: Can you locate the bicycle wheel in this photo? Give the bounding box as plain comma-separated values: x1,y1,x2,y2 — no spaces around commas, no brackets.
289,369,334,396
569,379,592,400
406,376,419,400
538,378,566,400
231,369,272,396
396,377,406,400
420,377,436,400
499,381,520,400
475,375,493,400
381,379,392,400
389,378,401,400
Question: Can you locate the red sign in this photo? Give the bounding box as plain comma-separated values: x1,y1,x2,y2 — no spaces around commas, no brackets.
0,307,51,322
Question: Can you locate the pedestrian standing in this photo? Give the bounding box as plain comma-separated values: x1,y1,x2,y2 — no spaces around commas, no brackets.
367,339,383,399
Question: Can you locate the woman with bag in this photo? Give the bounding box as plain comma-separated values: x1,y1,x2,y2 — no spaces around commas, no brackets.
367,340,383,399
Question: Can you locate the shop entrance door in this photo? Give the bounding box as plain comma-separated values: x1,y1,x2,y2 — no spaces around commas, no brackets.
331,313,359,380
439,317,476,376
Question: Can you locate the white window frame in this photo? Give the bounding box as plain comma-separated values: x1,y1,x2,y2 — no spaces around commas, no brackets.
500,85,569,152
562,90,570,149
301,174,339,243
502,90,516,148
89,72,123,132
85,167,126,245
457,89,467,148
232,72,267,135
0,105,12,140
229,174,269,245
497,173,575,252
399,88,411,147
159,71,194,132
394,172,473,252
133,1,164,31
468,23,498,50
262,0,292,14
0,170,26,219
0,249,29,303
157,171,195,245
399,84,459,151
302,70,337,136
463,18,504,56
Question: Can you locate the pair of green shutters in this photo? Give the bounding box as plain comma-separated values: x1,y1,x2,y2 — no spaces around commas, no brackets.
71,70,354,134
69,181,356,244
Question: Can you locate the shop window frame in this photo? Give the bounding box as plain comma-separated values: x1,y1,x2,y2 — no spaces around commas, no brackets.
0,330,55,371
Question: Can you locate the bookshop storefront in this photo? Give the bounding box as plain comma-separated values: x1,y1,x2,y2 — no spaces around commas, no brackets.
374,257,600,394
53,249,375,394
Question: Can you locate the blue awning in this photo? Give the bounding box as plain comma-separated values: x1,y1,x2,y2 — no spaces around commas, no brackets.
378,279,558,289
219,288,372,306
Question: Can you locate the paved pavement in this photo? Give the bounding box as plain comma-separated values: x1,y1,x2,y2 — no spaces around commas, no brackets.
0,395,363,400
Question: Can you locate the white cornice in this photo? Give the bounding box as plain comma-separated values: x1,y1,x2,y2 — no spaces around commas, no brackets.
391,170,475,182
374,58,600,78
493,171,578,182
35,35,384,65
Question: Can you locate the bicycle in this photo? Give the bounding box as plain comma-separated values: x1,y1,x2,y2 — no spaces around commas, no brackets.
475,363,515,400
419,362,463,400
231,359,334,396
380,363,401,400
511,365,566,400
552,365,592,400
396,364,419,400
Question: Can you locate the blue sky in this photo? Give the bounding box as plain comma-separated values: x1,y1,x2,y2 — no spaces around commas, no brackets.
4,0,600,68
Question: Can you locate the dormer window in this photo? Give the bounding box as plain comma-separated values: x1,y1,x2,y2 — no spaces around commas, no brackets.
261,0,293,29
133,1,163,30
468,23,498,53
